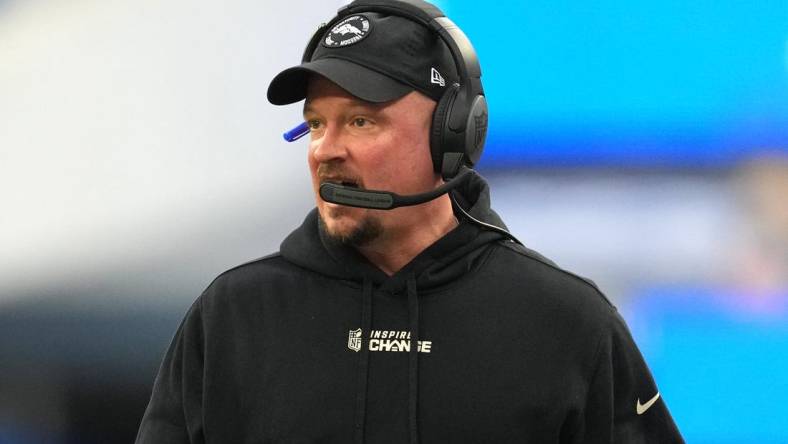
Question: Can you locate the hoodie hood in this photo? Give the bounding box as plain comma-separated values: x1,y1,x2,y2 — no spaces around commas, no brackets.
280,170,508,290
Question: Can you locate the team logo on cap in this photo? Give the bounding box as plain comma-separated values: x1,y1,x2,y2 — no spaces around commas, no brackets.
323,15,371,48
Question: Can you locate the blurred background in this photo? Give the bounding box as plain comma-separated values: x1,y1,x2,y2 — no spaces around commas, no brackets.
1,0,786,442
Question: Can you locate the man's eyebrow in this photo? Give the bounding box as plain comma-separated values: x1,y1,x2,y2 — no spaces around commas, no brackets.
303,101,384,118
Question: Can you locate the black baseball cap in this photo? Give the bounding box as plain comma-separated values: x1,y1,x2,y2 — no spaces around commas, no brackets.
267,11,458,105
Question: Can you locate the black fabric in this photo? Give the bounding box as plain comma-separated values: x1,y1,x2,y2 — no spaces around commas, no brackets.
268,58,413,105
406,274,420,444
136,172,685,443
354,278,373,443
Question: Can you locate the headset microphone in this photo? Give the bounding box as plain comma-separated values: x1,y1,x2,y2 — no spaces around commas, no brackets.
284,120,473,210
318,167,472,210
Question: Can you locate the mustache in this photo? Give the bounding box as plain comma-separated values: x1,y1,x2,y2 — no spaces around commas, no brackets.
317,163,361,184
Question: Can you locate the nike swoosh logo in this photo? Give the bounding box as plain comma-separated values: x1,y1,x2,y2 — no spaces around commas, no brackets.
636,392,660,415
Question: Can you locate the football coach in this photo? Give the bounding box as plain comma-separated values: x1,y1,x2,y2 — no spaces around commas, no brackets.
135,1,684,442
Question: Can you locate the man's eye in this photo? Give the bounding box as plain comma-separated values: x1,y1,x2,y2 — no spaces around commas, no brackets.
352,118,368,127
307,120,321,130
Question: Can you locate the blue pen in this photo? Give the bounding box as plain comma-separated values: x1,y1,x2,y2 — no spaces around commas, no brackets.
283,121,310,142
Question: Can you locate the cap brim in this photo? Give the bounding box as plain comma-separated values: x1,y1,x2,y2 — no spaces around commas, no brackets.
267,58,413,105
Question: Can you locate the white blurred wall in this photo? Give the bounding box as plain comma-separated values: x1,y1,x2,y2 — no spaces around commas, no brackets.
0,0,346,308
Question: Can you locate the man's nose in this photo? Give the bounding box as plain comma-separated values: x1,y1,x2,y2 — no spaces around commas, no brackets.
311,124,348,163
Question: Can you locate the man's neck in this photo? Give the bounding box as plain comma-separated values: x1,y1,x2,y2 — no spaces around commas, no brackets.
356,196,458,276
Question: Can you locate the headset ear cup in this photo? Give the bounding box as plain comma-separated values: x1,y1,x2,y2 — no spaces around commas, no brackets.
464,95,488,166
430,84,459,174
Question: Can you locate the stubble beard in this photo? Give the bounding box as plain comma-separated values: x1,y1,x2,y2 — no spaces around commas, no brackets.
318,208,384,247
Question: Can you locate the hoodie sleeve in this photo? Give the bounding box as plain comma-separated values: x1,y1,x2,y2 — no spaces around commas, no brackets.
576,309,684,444
135,296,206,444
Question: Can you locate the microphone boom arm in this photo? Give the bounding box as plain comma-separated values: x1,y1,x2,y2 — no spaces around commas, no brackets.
319,167,473,210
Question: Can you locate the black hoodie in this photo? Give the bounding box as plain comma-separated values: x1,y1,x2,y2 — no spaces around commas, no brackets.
136,173,684,443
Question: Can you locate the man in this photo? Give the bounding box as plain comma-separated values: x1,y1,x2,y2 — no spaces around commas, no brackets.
136,1,684,443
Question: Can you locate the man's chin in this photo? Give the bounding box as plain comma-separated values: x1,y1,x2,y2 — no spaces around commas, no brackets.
318,209,383,247
320,205,359,233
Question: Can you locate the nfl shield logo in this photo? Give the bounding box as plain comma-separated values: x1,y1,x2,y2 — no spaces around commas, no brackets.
348,328,363,352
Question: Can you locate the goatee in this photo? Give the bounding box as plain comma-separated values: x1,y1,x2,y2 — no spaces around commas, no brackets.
317,212,383,247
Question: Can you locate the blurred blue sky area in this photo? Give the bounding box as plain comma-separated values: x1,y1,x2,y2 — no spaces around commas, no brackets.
438,0,788,167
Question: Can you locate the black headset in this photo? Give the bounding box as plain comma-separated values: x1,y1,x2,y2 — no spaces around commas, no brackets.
300,0,488,180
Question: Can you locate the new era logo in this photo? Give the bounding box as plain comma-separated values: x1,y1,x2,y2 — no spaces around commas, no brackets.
431,67,445,87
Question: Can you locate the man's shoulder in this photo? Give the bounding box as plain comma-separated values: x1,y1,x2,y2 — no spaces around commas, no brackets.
217,251,286,277
487,240,617,318
498,241,605,294
198,252,309,302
